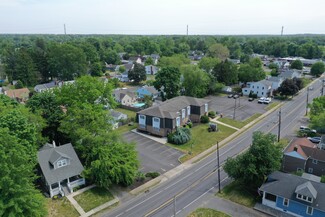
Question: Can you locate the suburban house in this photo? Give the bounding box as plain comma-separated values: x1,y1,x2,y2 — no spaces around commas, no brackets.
34,81,57,93
5,88,30,102
113,88,137,106
136,86,159,99
136,96,211,137
279,69,302,80
145,65,159,75
37,143,85,198
128,56,142,64
259,171,325,217
282,138,325,177
110,110,128,129
266,76,284,90
242,79,272,97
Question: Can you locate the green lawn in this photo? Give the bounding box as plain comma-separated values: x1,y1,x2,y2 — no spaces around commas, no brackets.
74,187,115,212
115,108,137,119
217,181,258,208
168,124,236,162
46,197,79,217
265,102,280,111
115,123,137,134
188,208,231,217
218,113,262,129
302,77,312,87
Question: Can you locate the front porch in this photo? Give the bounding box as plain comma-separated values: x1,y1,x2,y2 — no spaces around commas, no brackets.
49,175,85,198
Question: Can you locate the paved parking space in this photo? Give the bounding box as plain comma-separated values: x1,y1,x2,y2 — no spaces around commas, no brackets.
206,95,270,121
123,132,183,174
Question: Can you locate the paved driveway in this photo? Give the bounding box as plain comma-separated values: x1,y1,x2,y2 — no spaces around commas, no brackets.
206,95,270,121
123,132,183,174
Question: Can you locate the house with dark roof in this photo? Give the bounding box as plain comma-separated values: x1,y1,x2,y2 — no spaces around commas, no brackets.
34,81,57,93
279,69,302,80
128,56,142,64
137,96,211,137
282,138,325,177
242,79,272,97
145,65,159,75
37,143,85,198
259,171,325,217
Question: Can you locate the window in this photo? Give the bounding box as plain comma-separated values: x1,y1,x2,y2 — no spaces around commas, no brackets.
252,85,254,88
262,92,264,95
204,103,208,113
308,168,313,173
307,206,313,215
265,193,276,202
182,109,186,119
262,87,265,90
307,197,312,202
283,198,289,207
303,195,307,200
139,115,146,128
257,86,259,89
153,117,160,132
176,117,180,127
187,106,191,115
57,159,67,168
312,159,318,164
297,194,302,199
245,90,247,92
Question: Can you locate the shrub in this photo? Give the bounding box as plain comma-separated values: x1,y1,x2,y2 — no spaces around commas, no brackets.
168,127,191,145
208,111,216,118
188,122,193,128
200,115,209,123
136,172,145,182
145,172,160,179
321,175,325,183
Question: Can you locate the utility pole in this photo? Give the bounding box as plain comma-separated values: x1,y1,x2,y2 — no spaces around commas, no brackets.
174,196,176,217
186,25,188,36
233,98,237,120
281,26,284,36
64,24,67,35
322,82,324,96
278,109,281,142
306,88,309,116
217,142,221,193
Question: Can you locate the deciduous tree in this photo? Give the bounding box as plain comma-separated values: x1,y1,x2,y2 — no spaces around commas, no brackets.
290,59,303,70
181,65,210,98
212,60,238,85
154,67,181,100
128,63,146,83
207,43,230,61
311,62,325,77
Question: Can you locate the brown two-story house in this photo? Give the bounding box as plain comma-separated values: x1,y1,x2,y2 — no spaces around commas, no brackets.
136,96,211,137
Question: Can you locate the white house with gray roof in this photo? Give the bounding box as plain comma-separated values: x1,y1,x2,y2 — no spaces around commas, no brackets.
242,79,273,97
37,143,85,198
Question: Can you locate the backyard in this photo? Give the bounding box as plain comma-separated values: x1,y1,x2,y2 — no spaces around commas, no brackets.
73,187,115,212
168,124,236,162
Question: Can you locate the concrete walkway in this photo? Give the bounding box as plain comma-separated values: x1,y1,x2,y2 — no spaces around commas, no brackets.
179,193,270,217
131,129,167,144
210,118,240,131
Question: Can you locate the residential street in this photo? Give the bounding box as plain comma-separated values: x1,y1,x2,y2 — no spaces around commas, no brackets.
102,78,323,217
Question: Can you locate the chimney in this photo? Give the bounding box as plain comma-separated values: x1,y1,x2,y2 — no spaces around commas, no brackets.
293,145,298,152
52,140,56,148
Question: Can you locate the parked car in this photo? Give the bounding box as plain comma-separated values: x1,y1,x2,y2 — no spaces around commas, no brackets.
228,94,233,98
307,137,321,143
263,98,272,104
299,126,317,133
248,98,254,101
258,97,266,104
233,94,239,99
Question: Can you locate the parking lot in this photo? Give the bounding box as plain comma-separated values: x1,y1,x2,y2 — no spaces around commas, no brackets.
206,95,271,121
123,132,183,174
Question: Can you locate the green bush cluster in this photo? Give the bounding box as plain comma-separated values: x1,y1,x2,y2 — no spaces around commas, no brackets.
200,115,209,123
145,172,160,179
208,111,216,118
167,127,191,145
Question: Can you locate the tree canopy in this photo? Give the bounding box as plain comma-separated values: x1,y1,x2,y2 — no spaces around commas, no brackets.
207,43,230,61
278,78,299,97
212,60,238,85
224,131,282,189
128,62,146,83
311,62,325,77
154,67,181,100
290,59,303,70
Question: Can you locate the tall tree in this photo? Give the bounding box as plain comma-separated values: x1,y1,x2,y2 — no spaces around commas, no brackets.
278,78,299,97
158,54,190,68
310,62,325,77
198,57,220,73
154,67,181,100
47,43,87,80
207,43,230,61
212,60,238,85
128,62,146,83
181,65,210,98
290,59,303,70
224,131,282,189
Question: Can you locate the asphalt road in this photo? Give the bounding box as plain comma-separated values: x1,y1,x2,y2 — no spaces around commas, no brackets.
103,78,323,217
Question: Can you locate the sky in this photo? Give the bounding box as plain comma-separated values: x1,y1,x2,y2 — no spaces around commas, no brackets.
0,0,324,35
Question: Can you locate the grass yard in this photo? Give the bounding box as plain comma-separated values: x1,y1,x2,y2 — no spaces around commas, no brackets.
217,181,258,208
115,123,137,134
218,113,262,129
115,108,137,119
188,208,231,217
265,102,280,111
168,124,236,162
74,187,115,212
46,197,79,217
302,77,312,87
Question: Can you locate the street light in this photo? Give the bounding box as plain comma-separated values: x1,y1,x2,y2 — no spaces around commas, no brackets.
306,87,309,116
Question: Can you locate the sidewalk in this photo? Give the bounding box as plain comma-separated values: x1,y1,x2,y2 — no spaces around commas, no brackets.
210,118,240,131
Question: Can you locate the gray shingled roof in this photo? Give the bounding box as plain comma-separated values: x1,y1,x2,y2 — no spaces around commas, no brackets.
38,143,84,185
260,171,325,211
138,96,210,119
295,181,317,199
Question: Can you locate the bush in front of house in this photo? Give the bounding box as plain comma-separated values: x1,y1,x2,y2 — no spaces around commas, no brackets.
200,115,209,123
208,111,216,118
168,127,191,145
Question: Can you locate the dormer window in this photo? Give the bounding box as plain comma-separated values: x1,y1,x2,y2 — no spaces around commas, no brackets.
57,159,67,168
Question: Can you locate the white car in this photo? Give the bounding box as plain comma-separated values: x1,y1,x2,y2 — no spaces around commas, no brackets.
263,98,272,104
258,97,266,104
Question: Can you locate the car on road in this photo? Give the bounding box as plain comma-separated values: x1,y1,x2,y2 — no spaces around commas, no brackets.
307,137,321,143
248,98,254,101
299,126,317,133
228,94,233,98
